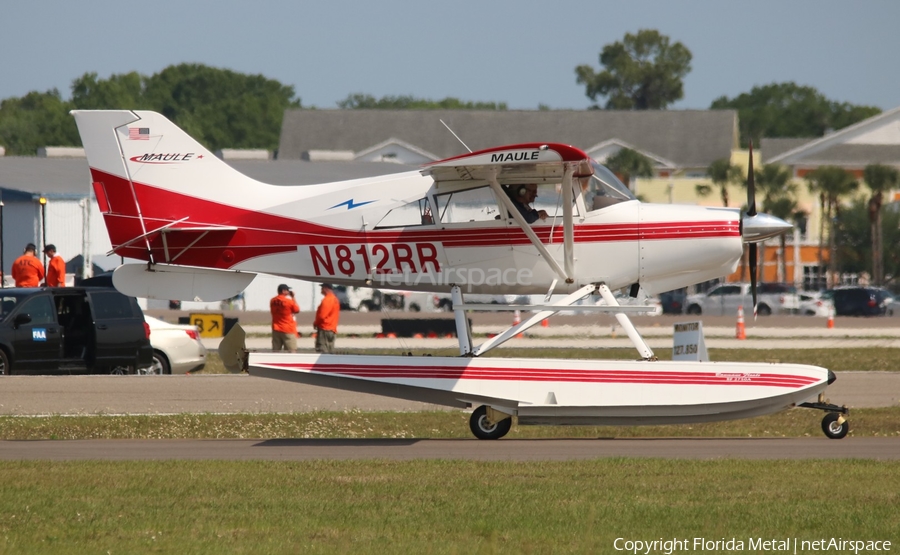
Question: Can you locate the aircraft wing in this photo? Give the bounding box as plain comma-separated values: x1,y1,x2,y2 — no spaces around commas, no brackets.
421,142,593,184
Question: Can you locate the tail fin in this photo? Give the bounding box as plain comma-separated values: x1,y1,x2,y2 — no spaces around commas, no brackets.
72,110,277,266
72,109,262,216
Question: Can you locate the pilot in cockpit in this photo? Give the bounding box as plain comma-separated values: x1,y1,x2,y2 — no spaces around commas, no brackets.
507,184,548,224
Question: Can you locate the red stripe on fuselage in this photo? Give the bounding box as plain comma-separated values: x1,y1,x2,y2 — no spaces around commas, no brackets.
91,168,740,268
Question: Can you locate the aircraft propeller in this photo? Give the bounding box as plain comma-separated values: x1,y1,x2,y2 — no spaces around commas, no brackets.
746,140,759,315
740,139,792,318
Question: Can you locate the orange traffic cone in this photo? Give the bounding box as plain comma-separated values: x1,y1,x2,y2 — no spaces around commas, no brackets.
513,310,523,338
735,306,746,340
541,318,549,328
827,307,835,329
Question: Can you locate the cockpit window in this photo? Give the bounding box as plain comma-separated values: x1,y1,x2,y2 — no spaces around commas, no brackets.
435,186,501,223
374,197,434,228
503,183,580,220
583,161,637,211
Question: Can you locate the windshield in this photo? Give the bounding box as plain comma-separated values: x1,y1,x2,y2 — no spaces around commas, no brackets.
583,161,637,211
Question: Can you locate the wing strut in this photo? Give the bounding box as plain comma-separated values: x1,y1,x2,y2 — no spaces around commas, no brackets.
595,284,655,360
488,177,571,283
471,284,595,356
561,167,576,281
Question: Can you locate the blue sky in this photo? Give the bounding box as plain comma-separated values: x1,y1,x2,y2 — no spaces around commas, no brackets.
3,0,899,111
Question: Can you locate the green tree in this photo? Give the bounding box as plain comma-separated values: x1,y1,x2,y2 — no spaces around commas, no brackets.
710,82,881,147
0,90,79,155
71,71,145,110
337,94,506,110
0,64,300,155
806,166,859,287
141,63,301,151
695,157,742,207
862,164,899,285
604,148,654,192
576,29,692,110
834,198,900,285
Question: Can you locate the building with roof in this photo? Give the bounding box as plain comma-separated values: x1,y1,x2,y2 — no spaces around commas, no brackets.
279,108,738,173
758,107,900,287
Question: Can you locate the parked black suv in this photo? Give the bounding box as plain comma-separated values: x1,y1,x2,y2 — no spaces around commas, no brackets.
0,287,153,375
821,287,893,317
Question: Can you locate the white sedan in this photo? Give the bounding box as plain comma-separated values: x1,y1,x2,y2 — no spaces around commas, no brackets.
798,292,834,317
142,315,207,375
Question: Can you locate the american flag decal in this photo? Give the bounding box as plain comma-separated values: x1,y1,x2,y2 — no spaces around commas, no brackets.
128,127,150,140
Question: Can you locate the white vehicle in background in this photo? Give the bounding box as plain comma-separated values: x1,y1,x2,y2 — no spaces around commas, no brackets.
798,291,833,316
334,286,404,312
889,299,900,317
142,316,207,375
686,283,800,316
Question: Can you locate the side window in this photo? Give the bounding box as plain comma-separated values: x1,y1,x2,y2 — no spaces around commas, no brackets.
435,186,501,223
90,291,135,320
19,296,56,325
374,198,434,228
0,296,19,320
527,183,579,219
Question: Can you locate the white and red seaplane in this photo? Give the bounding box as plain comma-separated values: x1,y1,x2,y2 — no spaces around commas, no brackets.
72,110,848,439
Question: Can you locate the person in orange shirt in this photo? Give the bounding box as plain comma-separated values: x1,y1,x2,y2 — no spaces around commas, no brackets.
43,244,66,287
314,283,340,354
12,243,45,287
270,283,300,352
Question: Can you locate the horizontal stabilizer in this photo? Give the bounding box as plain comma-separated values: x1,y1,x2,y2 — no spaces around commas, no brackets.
112,263,256,302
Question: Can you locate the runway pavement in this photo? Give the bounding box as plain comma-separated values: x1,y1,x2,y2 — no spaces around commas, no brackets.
2,437,898,461
3,314,897,461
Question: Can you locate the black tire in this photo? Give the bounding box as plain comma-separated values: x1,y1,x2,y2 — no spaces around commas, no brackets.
686,304,702,315
469,405,512,440
0,349,10,376
821,412,849,439
438,300,453,312
757,304,772,316
141,351,171,375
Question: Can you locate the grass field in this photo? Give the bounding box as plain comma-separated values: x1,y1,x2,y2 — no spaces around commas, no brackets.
1,459,898,554
1,407,899,440
3,347,897,553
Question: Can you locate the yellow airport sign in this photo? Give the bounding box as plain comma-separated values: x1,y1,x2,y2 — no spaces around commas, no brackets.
189,313,225,338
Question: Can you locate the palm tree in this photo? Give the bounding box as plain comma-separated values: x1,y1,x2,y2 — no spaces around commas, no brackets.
862,164,899,285
806,166,859,287
604,148,654,193
745,163,795,283
696,158,742,207
764,196,800,282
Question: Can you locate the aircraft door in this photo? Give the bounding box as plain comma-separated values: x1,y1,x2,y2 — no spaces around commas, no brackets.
11,295,63,372
433,185,513,293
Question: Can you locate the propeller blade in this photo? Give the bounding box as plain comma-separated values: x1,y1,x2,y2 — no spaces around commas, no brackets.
746,139,756,217
749,242,758,319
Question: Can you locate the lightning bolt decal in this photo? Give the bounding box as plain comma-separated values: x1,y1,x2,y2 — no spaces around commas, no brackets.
328,199,376,211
